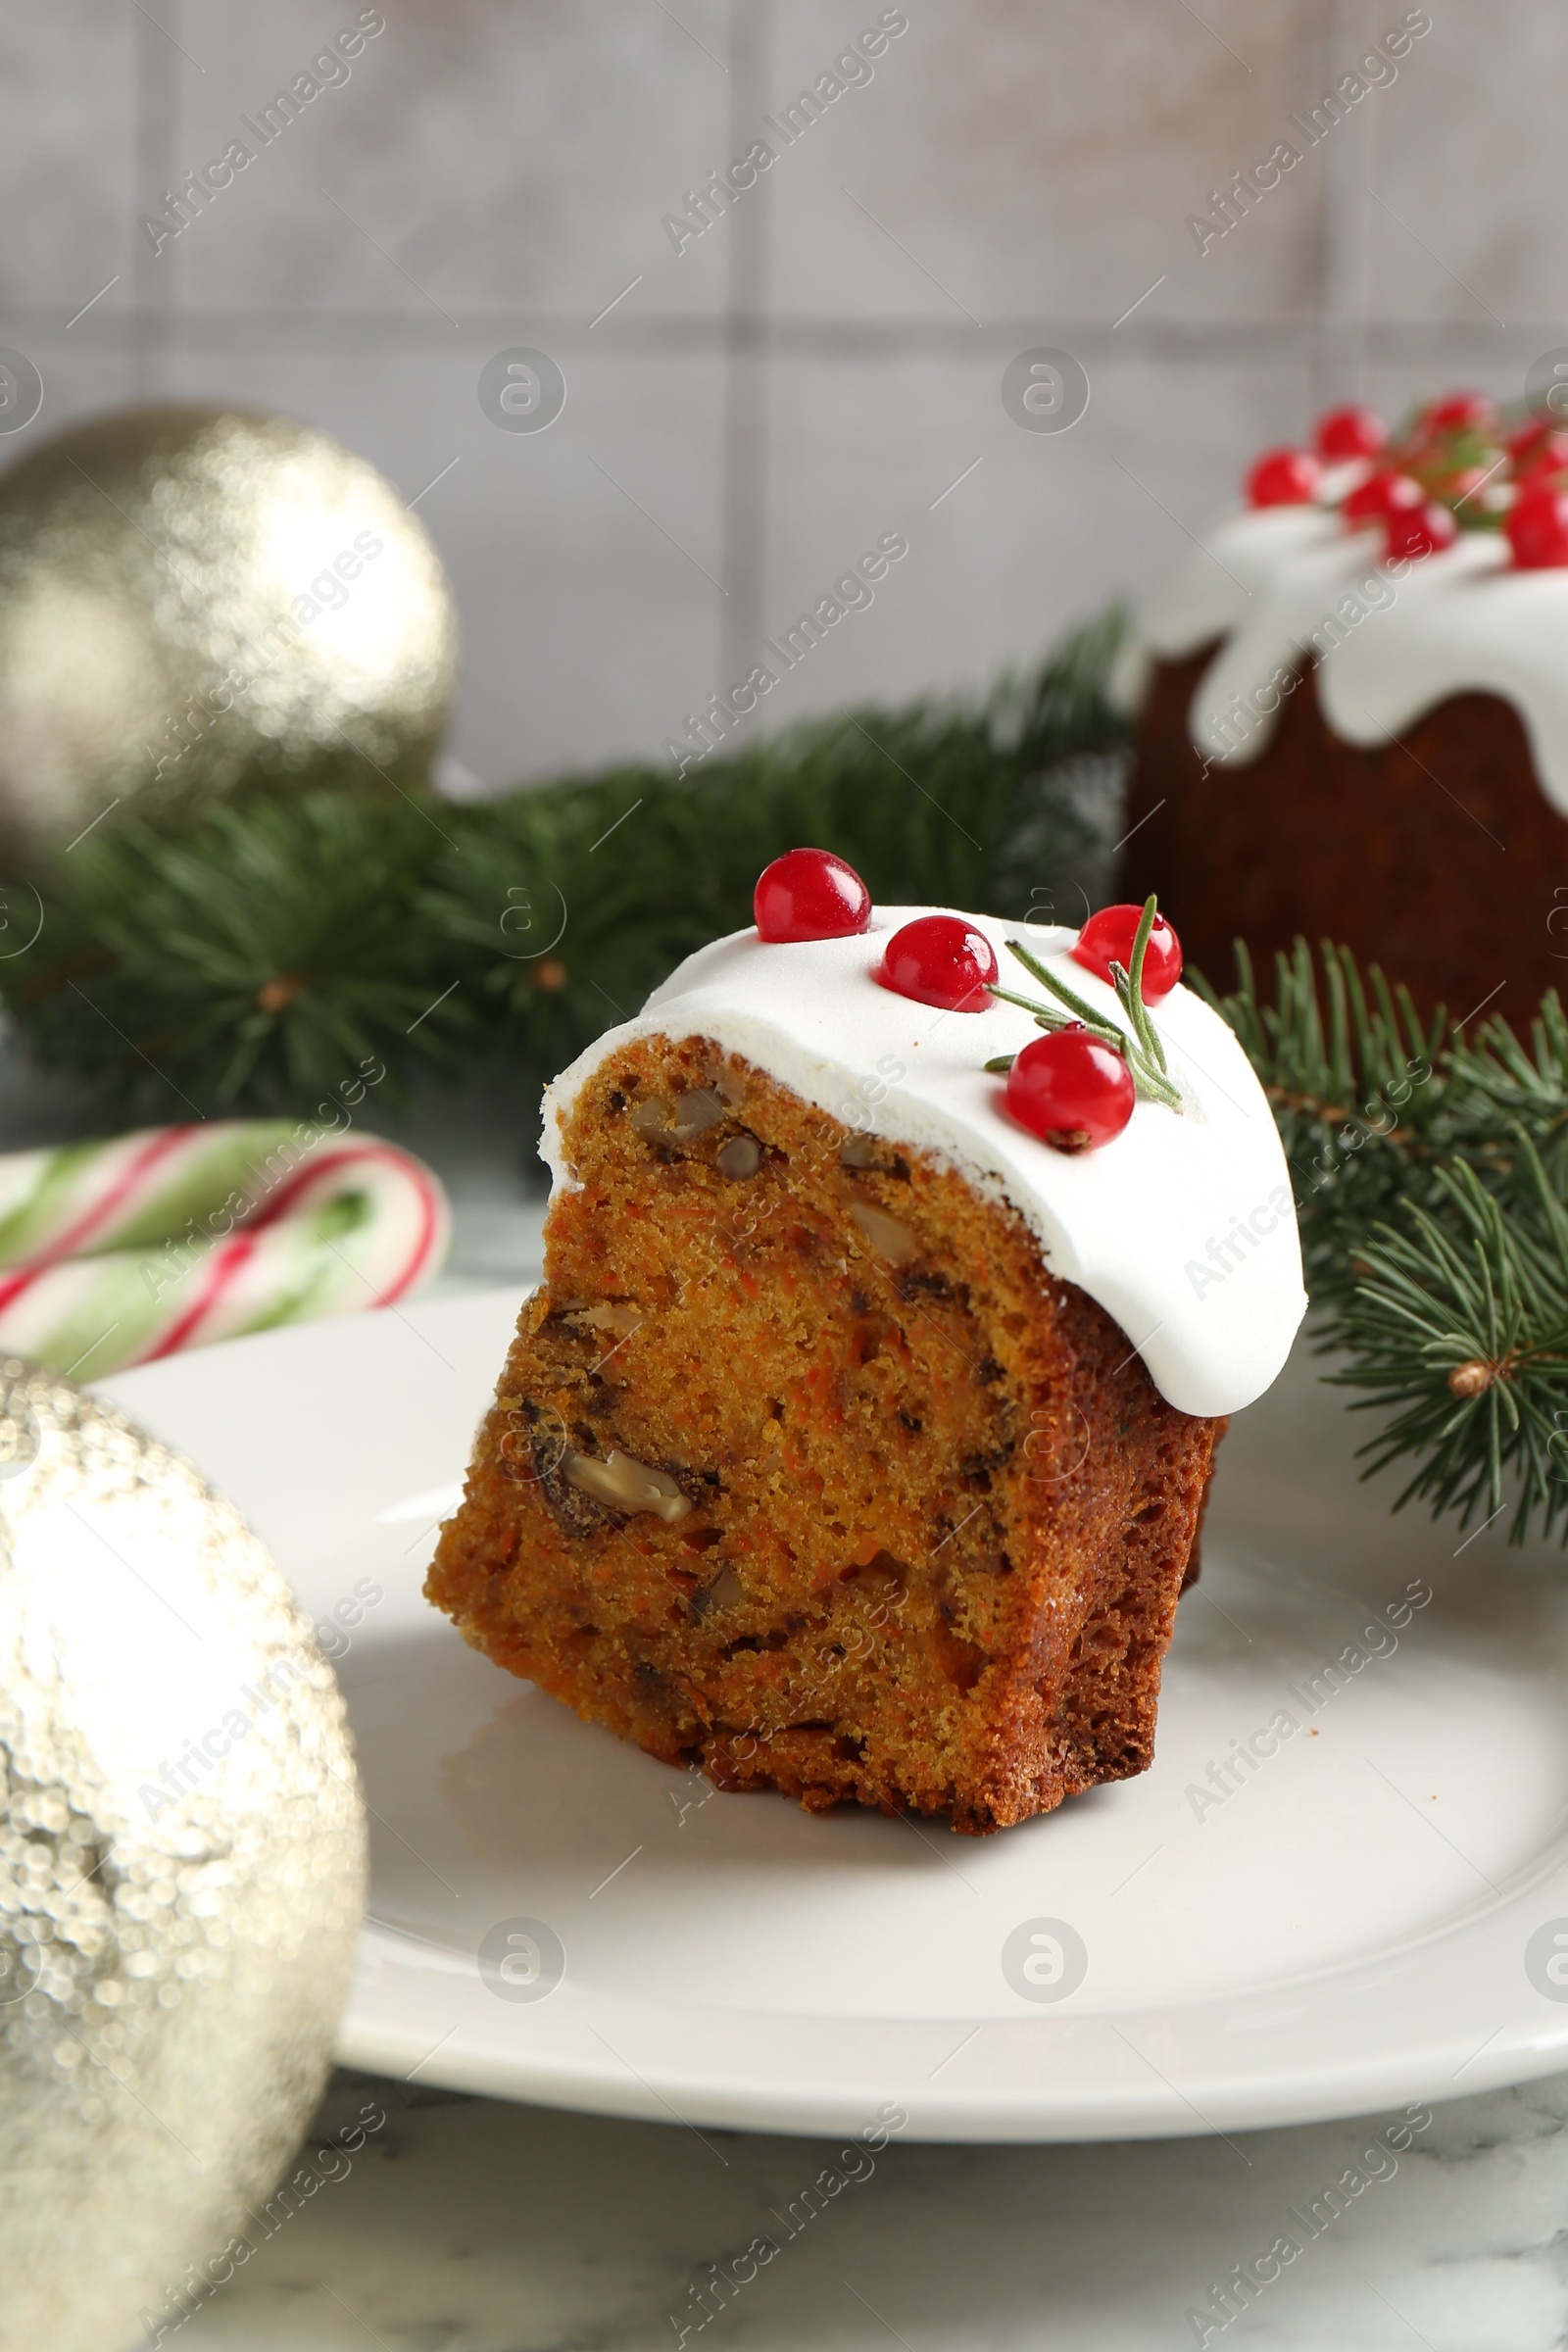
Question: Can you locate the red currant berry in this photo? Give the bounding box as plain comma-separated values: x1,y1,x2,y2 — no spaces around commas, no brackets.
754,849,871,943
1426,391,1497,435
1246,448,1322,508
1509,417,1568,464
877,915,998,1012
1314,404,1386,461
1385,500,1458,562
1515,430,1568,485
1342,469,1425,525
1070,904,1183,1001
1507,486,1568,569
1004,1028,1136,1155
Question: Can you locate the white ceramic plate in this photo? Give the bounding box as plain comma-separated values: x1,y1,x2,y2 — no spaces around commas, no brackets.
98,1289,1568,2142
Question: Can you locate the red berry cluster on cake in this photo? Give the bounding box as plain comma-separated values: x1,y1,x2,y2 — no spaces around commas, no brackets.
1115,389,1568,1011
1243,392,1568,568
428,857,1304,1834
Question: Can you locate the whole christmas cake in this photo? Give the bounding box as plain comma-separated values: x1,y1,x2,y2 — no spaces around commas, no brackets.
427,859,1305,1834
1117,393,1568,1015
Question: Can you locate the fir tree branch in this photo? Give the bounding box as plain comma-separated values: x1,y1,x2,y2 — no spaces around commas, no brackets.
1206,937,1568,1544
1323,1142,1568,1543
0,612,1130,1116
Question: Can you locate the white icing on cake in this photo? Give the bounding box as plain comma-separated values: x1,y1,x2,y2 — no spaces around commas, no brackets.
541,910,1306,1420
1112,503,1568,812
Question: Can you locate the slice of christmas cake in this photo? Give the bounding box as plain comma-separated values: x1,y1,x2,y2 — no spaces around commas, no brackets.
427,859,1304,1833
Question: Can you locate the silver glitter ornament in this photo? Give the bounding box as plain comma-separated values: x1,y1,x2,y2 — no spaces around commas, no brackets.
0,1359,367,2352
0,402,457,865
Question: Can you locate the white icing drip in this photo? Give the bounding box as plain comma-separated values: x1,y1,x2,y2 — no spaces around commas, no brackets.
1116,503,1568,813
541,911,1306,1419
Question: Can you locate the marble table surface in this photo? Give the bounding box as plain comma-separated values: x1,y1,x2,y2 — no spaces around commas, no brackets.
173,2065,1568,2351
6,1043,1567,2351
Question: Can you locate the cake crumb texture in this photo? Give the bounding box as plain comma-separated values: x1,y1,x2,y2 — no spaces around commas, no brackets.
427,1035,1222,1834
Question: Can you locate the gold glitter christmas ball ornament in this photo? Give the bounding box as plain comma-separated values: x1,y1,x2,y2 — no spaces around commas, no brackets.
0,402,457,867
0,1360,367,2352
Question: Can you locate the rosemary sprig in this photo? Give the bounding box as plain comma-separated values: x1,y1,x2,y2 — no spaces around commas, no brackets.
982,896,1184,1111
1106,894,1169,1076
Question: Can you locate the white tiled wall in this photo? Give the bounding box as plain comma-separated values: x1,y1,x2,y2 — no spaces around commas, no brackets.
0,0,1546,790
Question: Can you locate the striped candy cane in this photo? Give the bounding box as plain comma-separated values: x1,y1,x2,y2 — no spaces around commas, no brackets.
0,1120,451,1378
